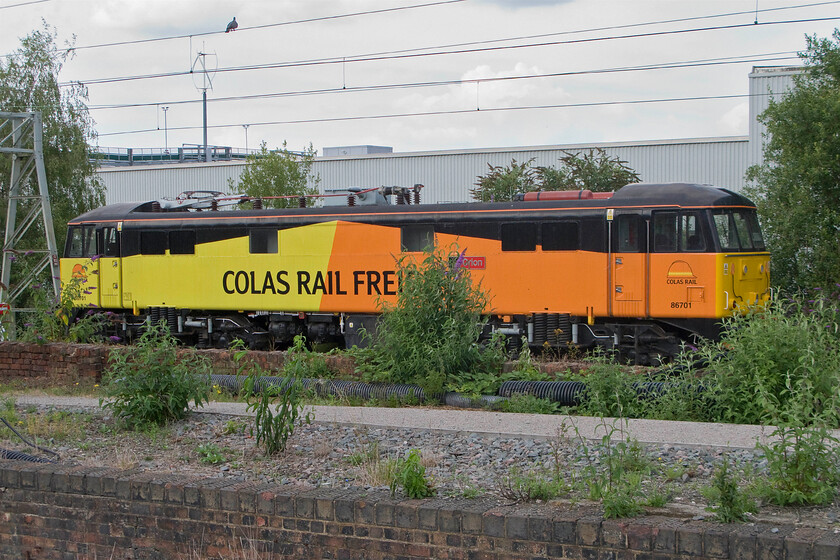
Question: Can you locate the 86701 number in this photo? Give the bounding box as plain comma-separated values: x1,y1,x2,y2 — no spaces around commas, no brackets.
670,301,692,309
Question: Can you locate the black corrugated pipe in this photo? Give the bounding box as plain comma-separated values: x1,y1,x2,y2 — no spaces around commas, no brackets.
443,393,508,409
499,380,587,406
207,374,427,403
0,448,54,463
499,379,701,406
0,418,60,463
210,374,514,409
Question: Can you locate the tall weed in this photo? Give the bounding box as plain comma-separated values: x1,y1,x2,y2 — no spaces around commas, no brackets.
360,247,503,395
703,458,757,522
239,336,314,455
100,322,211,429
568,292,840,427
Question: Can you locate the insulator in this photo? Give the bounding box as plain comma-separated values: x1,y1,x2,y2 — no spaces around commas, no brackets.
211,199,218,211
413,190,421,205
403,192,412,205
253,198,263,209
152,201,161,212
347,194,356,207
298,196,306,208
395,192,405,204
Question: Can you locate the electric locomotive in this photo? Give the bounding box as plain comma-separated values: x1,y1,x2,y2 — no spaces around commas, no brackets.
60,182,770,363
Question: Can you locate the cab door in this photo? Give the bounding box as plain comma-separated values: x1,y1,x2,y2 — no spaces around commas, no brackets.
98,225,123,309
60,225,100,308
611,213,648,318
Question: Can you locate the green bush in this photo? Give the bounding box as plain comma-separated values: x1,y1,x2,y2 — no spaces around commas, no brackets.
19,273,104,344
361,247,503,396
568,354,641,418
700,294,840,426
756,424,840,506
575,420,651,518
566,292,840,427
499,394,560,415
390,449,435,499
196,443,228,465
100,322,211,429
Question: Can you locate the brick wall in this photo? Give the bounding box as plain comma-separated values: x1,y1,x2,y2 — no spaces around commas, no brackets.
0,341,588,388
1,461,837,559
0,341,356,386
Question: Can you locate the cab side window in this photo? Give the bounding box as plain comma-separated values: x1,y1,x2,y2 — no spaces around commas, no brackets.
680,213,706,252
654,212,706,252
615,214,643,252
103,227,121,257
67,226,98,258
67,227,84,257
653,213,677,252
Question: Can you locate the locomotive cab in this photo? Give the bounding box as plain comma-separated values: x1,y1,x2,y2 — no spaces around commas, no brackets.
61,222,124,310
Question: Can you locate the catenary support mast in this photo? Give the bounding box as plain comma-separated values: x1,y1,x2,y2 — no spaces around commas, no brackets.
0,111,61,339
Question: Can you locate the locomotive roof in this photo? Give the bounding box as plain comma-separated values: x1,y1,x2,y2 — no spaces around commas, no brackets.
68,183,756,225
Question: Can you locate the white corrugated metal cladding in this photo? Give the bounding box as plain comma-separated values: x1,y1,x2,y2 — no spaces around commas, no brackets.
98,138,748,205
96,67,794,205
315,137,749,204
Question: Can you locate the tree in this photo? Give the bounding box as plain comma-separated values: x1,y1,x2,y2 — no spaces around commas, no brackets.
230,142,320,208
471,149,640,202
745,30,840,290
539,148,641,192
470,158,539,202
0,22,105,252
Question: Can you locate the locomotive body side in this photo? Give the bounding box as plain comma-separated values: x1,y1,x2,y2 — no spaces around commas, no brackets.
58,183,770,362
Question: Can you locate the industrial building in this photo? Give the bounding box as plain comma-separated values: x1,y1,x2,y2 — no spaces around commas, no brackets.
95,67,798,205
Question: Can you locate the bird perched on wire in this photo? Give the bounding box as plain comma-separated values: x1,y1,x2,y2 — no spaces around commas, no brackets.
225,17,238,33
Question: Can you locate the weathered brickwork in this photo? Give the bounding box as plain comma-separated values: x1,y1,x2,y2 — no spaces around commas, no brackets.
0,461,835,559
0,341,356,385
0,341,590,387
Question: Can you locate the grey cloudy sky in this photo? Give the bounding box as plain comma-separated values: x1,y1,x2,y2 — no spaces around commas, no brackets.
3,0,839,154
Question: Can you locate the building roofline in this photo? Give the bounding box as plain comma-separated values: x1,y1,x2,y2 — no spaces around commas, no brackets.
316,136,748,160
97,135,748,172
749,65,803,77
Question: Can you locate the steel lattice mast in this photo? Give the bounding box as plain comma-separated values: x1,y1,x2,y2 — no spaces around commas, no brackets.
0,111,61,339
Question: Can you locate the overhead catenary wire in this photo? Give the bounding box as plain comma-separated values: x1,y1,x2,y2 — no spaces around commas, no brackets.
0,0,465,56
59,15,839,88
0,0,50,9
86,51,799,112
5,0,835,56
96,91,769,137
